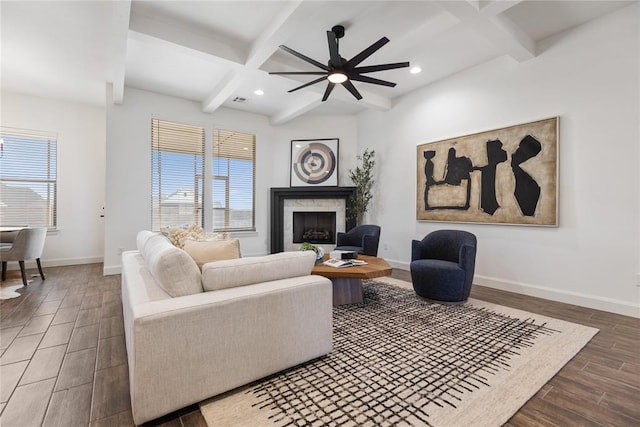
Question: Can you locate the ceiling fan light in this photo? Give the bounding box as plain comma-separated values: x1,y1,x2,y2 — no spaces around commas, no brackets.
327,72,348,84
410,66,422,74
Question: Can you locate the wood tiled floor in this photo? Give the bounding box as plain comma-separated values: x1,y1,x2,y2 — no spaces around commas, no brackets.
0,264,638,426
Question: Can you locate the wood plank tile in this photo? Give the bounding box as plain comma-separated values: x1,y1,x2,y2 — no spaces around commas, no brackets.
543,386,638,425
518,396,602,426
99,316,124,339
43,289,67,303
598,387,640,420
76,307,102,327
50,306,80,326
42,382,92,427
54,347,97,391
97,335,127,370
0,377,55,426
583,360,640,390
67,323,100,353
90,410,134,427
80,294,103,310
0,333,43,365
1,309,35,328
17,314,54,337
58,293,84,309
91,364,131,421
0,361,29,403
0,326,22,352
33,300,62,316
39,322,74,349
101,300,123,318
19,344,66,386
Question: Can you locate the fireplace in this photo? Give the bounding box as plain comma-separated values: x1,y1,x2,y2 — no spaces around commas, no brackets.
293,212,336,244
270,187,356,253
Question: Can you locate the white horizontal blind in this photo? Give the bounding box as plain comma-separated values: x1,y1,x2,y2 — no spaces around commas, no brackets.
151,119,205,231
213,129,255,232
0,127,57,228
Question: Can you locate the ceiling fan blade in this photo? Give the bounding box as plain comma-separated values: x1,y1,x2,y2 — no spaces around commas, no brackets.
354,62,410,74
345,37,390,68
350,74,397,87
279,45,329,71
327,30,341,68
269,71,327,75
342,80,363,100
287,76,327,93
322,82,336,101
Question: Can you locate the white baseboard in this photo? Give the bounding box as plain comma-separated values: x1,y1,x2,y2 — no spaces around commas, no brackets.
4,256,103,270
385,259,639,318
474,275,640,318
103,265,121,276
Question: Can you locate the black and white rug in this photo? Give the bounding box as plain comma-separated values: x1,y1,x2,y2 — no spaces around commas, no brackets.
200,279,598,426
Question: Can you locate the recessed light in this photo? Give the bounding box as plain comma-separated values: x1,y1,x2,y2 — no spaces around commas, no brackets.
410,66,422,74
254,89,265,96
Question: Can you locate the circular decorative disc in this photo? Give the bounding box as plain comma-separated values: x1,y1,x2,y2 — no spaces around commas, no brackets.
293,142,337,184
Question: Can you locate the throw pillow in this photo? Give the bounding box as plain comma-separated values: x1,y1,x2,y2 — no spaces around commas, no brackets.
143,234,203,297
183,238,241,270
162,224,229,248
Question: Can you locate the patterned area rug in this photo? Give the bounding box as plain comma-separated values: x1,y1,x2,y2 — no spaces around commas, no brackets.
200,279,598,426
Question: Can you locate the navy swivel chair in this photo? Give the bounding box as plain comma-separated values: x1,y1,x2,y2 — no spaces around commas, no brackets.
410,230,477,302
335,225,381,256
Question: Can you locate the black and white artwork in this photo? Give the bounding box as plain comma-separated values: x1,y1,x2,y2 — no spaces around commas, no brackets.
417,117,558,226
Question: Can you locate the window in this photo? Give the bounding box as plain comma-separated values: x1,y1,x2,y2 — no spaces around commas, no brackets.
151,119,205,231
213,129,255,232
0,127,57,228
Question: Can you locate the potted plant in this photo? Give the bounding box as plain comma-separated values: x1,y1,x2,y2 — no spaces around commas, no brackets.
348,148,376,225
299,241,325,262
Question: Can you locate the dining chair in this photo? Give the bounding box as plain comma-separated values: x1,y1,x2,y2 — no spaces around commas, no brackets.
0,227,47,287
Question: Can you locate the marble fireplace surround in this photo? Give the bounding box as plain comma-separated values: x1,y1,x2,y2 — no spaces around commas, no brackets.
270,187,356,254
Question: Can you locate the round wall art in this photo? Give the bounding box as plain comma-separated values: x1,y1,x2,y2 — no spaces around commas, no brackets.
290,139,339,186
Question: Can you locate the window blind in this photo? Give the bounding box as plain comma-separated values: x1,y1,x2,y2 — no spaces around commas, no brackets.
151,119,205,231
213,129,255,232
0,127,57,228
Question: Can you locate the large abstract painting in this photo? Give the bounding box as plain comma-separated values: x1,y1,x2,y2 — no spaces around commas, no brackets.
416,117,558,226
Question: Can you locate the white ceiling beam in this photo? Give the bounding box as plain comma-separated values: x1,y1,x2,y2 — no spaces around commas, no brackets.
437,0,536,62
202,71,247,113
110,0,131,104
245,0,306,69
479,0,524,16
270,96,323,125
129,9,244,65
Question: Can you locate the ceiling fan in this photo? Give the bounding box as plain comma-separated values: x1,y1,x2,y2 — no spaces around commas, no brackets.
269,25,410,101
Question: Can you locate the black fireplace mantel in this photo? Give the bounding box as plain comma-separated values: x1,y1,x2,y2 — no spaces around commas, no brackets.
270,187,356,253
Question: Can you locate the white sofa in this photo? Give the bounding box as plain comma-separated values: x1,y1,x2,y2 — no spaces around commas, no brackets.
121,231,333,425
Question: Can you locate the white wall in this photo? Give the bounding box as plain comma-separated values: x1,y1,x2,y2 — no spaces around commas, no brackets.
1,91,106,266
104,87,357,274
358,5,640,317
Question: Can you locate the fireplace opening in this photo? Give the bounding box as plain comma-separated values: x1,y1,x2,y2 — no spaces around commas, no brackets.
293,211,336,244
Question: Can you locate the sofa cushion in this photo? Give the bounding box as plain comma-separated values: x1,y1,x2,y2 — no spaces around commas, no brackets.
143,233,203,297
136,230,157,255
202,251,316,291
183,239,241,270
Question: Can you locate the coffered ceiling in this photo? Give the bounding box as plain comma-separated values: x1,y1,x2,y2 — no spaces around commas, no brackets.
1,1,633,124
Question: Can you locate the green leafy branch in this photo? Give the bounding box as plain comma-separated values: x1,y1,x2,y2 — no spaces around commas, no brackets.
348,149,376,222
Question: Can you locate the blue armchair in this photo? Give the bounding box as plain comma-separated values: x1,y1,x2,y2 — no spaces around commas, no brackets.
410,230,477,302
335,225,381,256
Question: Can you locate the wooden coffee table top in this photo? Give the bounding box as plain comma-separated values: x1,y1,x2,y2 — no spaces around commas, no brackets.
311,255,392,280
